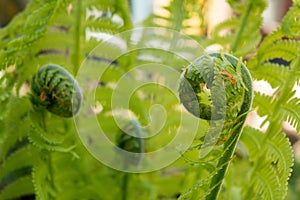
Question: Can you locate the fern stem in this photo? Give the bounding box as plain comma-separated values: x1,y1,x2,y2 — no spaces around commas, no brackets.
231,2,253,52
206,121,245,200
122,173,129,200
47,152,56,199
173,0,185,31
40,112,56,199
73,0,82,76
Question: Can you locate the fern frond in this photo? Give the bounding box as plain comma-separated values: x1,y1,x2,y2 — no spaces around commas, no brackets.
252,92,275,118
209,0,266,56
210,16,261,56
144,0,206,37
250,163,282,199
32,161,56,200
0,97,31,159
29,118,64,146
282,97,300,132
25,0,133,77
241,127,294,199
211,18,239,38
84,1,132,31
28,129,76,155
116,0,206,73
240,127,262,161
268,132,294,185
28,113,78,158
247,14,300,198
0,146,36,181
0,0,57,69
258,40,300,64
252,69,299,133
251,63,290,88
281,3,300,37
0,71,20,119
0,176,34,200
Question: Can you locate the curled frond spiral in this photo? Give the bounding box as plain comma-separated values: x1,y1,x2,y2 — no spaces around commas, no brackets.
116,119,144,166
178,52,253,199
178,53,252,143
30,64,82,117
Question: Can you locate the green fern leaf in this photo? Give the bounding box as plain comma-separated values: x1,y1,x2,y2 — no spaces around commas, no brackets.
267,132,294,185
0,176,34,200
258,40,300,64
251,63,289,88
28,129,76,155
0,146,36,181
0,97,31,159
253,85,300,133
241,127,294,199
252,92,275,118
209,0,266,56
282,97,300,132
249,164,282,199
0,0,57,69
0,75,13,120
32,161,56,200
281,3,300,37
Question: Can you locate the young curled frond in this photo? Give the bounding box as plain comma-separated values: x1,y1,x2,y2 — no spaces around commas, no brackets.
178,52,251,125
30,64,82,118
178,52,253,199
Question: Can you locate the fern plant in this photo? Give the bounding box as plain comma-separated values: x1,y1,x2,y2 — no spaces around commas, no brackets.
0,0,299,199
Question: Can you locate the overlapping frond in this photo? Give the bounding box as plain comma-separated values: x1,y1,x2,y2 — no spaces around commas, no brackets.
241,127,294,199
0,0,57,69
0,176,34,200
209,0,266,56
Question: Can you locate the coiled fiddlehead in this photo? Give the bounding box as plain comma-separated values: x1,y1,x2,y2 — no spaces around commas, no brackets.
30,64,82,118
178,52,253,199
116,119,144,167
179,52,252,143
